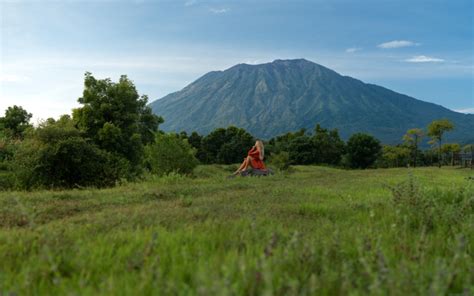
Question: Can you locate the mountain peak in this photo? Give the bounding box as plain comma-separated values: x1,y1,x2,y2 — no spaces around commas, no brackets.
272,58,311,64
227,58,338,78
150,59,473,144
233,58,314,69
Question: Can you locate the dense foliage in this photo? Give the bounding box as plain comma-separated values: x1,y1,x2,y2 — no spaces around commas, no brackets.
268,151,291,171
428,119,455,168
267,125,345,166
12,116,127,189
344,133,382,169
185,126,255,164
403,128,424,167
377,145,411,168
73,72,163,174
145,133,199,176
0,105,32,139
0,73,168,189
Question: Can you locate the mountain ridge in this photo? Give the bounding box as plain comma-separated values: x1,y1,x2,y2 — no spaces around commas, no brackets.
150,59,473,144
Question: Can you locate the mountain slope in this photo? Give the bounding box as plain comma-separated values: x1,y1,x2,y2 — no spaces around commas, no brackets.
150,59,473,144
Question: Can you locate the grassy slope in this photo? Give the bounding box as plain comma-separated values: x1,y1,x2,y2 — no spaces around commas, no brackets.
0,166,473,295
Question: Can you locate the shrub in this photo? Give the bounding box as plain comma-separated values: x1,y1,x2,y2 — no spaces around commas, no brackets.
199,126,254,164
270,151,291,171
345,133,381,169
0,136,19,163
268,125,345,166
288,136,316,164
377,145,411,168
12,119,128,189
145,133,199,176
0,171,15,190
0,105,32,139
312,124,345,165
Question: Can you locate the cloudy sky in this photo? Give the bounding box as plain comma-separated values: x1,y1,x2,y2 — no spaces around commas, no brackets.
1,0,473,122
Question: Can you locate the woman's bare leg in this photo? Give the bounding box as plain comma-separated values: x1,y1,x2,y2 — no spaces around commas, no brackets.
234,157,251,174
233,158,246,174
241,156,253,171
234,158,247,173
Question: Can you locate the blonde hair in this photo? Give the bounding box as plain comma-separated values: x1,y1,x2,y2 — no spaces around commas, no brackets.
255,140,264,158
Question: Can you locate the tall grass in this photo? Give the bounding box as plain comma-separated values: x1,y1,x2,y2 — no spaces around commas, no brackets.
0,166,472,295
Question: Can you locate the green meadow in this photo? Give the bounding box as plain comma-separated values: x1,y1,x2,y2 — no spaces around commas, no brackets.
0,166,473,295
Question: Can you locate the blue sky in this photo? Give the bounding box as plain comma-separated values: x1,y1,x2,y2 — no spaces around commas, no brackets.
1,0,473,122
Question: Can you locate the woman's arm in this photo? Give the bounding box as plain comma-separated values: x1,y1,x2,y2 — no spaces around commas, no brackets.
256,146,264,160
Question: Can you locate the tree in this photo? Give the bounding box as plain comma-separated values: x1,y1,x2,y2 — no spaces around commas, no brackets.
145,133,198,176
267,129,308,155
288,135,316,164
427,119,454,168
13,117,127,189
312,124,345,165
187,132,202,150
178,131,188,140
441,143,461,166
403,128,424,167
187,131,205,161
269,151,291,171
379,145,411,168
0,105,32,139
345,133,382,169
200,126,254,164
73,72,163,174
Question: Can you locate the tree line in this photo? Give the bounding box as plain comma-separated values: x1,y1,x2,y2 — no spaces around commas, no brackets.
0,73,470,190
177,118,466,170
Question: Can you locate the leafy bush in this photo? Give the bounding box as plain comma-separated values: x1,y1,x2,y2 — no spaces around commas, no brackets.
12,118,128,189
0,136,19,163
198,126,255,164
0,105,32,139
145,133,199,176
312,124,345,165
376,145,411,168
288,136,316,164
267,125,345,166
270,151,291,171
344,133,381,169
0,171,15,190
1,134,19,190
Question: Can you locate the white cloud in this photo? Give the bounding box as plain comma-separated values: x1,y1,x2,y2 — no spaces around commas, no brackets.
184,0,196,7
243,59,263,65
405,55,445,63
453,107,474,114
210,8,229,14
377,40,419,49
345,47,362,53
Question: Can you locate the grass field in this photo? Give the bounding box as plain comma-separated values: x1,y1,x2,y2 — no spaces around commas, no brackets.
0,166,473,295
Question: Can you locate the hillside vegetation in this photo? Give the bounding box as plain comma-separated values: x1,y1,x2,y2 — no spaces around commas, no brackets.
1,166,472,295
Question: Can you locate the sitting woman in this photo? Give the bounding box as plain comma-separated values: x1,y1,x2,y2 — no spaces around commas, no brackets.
233,140,266,176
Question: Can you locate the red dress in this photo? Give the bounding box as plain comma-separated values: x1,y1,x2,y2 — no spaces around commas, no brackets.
248,146,266,170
